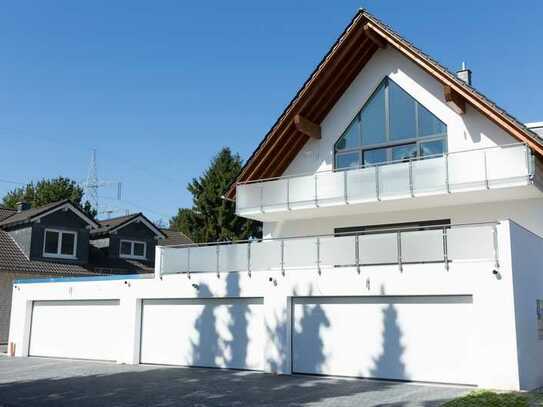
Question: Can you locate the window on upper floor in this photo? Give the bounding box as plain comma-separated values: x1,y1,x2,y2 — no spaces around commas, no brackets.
43,229,77,259
334,77,447,170
120,239,147,260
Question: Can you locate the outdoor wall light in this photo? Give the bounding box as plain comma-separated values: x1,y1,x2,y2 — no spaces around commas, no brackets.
123,280,131,287
268,277,278,287
492,269,502,280
191,283,200,290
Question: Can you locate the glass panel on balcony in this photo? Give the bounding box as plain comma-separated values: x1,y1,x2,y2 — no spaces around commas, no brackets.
283,237,316,269
359,232,398,264
161,247,190,275
401,229,444,263
236,183,261,213
335,151,361,170
289,174,316,209
317,171,345,205
262,179,288,210
447,226,495,260
412,156,447,195
188,245,217,272
219,243,249,272
448,149,486,191
486,145,529,187
379,162,411,199
346,167,377,203
319,235,357,267
250,239,282,271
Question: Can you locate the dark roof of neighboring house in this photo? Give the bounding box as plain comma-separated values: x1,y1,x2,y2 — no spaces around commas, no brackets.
91,213,166,239
159,229,192,246
225,9,543,199
0,199,99,229
0,230,97,275
0,207,16,223
88,245,154,274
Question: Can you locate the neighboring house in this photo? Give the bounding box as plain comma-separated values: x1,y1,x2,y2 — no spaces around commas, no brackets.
8,10,543,391
0,200,188,351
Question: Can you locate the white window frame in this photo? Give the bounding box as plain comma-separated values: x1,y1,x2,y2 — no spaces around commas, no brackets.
119,239,147,260
43,228,78,259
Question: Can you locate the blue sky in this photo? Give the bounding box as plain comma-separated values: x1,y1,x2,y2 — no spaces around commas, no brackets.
0,1,541,224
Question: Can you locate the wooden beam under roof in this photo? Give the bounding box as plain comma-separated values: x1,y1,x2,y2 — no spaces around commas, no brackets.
444,85,466,114
294,114,321,139
363,24,387,49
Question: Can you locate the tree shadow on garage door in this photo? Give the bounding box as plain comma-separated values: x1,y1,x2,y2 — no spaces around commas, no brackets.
189,273,251,369
0,357,469,407
369,286,408,381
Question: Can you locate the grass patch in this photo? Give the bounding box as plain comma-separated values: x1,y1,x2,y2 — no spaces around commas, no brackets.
443,390,529,407
443,390,543,407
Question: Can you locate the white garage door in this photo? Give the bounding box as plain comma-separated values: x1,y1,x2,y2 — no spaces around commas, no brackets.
292,295,475,385
140,298,264,370
29,300,121,361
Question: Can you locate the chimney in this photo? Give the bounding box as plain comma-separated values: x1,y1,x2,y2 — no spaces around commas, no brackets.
456,62,472,85
16,201,31,212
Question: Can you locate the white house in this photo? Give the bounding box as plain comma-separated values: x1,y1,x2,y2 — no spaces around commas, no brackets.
8,10,543,391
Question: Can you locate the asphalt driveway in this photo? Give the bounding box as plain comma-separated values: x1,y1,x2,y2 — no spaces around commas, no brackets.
0,356,470,407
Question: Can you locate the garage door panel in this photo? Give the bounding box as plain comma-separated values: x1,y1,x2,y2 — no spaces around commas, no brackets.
292,296,474,385
29,300,120,361
140,298,264,370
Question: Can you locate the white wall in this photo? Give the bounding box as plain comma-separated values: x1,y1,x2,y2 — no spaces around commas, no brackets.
264,198,543,239
8,220,536,390
509,221,543,390
283,46,516,178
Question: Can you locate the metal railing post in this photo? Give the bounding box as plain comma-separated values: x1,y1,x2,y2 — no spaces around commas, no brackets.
375,165,381,201
187,247,191,279
493,225,500,269
286,179,291,211
280,240,285,276
343,170,348,204
409,158,414,197
355,234,360,274
216,245,220,278
314,174,319,208
445,153,450,193
483,150,490,189
443,227,449,271
247,241,252,278
397,232,403,272
525,144,534,180
316,237,321,275
259,183,264,213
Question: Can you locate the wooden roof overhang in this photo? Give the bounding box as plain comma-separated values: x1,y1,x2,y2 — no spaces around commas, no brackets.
226,10,543,200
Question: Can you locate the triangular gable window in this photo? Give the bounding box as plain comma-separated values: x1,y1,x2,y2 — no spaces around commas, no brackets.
335,77,447,170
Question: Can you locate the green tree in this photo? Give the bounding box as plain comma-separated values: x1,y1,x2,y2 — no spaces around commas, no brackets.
2,177,97,218
170,148,261,243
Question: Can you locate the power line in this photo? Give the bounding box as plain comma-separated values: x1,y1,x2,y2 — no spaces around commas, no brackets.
0,178,27,186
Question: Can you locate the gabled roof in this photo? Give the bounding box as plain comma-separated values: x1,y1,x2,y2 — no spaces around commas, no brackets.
91,213,166,239
0,230,96,275
226,9,543,199
0,207,16,223
0,200,99,229
159,229,192,246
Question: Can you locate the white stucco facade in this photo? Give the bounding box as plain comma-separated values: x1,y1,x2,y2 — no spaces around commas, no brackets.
8,36,543,392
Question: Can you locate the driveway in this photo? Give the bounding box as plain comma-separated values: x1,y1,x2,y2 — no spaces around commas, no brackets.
0,356,469,407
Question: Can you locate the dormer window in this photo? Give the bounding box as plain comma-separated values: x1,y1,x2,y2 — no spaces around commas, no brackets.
120,240,147,260
334,77,447,170
43,229,77,259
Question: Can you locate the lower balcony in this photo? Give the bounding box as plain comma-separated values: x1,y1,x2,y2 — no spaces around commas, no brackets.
235,143,538,222
157,222,499,277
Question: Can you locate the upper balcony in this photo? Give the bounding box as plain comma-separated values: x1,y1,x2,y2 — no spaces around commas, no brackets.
235,143,538,222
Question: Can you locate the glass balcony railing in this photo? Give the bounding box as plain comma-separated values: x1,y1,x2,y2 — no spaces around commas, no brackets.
235,143,533,216
158,222,499,277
